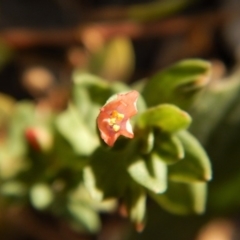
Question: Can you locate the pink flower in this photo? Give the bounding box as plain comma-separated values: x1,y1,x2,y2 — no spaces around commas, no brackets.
97,90,139,146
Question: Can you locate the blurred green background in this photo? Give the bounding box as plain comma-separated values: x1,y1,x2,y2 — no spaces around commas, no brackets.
0,0,240,240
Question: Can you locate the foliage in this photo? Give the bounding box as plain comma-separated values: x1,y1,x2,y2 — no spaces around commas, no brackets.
0,59,212,233
190,69,240,214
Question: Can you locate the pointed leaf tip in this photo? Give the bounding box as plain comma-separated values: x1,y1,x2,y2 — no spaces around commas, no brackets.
128,154,167,194
150,181,207,215
168,130,212,183
142,59,211,109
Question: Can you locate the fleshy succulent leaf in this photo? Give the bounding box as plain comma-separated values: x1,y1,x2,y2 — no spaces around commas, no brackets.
150,181,207,215
122,183,146,230
83,147,133,199
168,130,212,183
142,59,211,109
55,104,99,155
30,183,54,210
68,201,101,233
128,153,167,193
154,132,184,164
137,104,191,132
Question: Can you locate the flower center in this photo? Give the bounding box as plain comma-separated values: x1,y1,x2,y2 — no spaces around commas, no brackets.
108,110,124,132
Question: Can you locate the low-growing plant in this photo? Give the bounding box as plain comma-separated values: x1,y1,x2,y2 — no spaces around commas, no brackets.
0,59,212,233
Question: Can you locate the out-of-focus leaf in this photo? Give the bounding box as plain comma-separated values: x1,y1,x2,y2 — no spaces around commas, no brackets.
0,40,14,70
83,145,136,199
0,93,15,126
55,104,99,156
128,0,190,22
128,153,167,193
131,78,147,93
209,172,240,213
0,147,28,179
72,72,112,131
30,183,54,210
192,72,240,213
72,72,145,133
69,184,117,212
110,81,132,93
83,166,104,201
139,129,154,154
8,102,35,155
73,72,112,106
72,73,146,132
190,73,240,144
88,37,135,81
73,71,132,101
124,184,146,228
0,181,26,197
137,104,191,132
142,59,211,109
154,132,184,164
168,131,211,183
52,131,88,170
150,181,207,214
68,201,101,233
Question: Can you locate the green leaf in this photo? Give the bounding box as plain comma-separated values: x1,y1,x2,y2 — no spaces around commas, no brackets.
130,191,146,226
55,104,99,156
51,131,87,169
168,131,212,182
131,78,147,93
7,101,35,155
30,183,54,210
0,181,26,197
0,93,15,126
88,37,135,81
69,184,117,212
72,73,112,131
128,0,190,22
139,129,154,154
142,59,211,109
190,74,240,144
128,153,167,193
72,86,96,132
68,201,101,233
73,72,112,106
124,184,146,227
0,147,28,179
137,104,191,132
150,181,207,214
154,132,184,164
83,147,133,199
0,40,14,70
73,72,132,100
83,166,104,201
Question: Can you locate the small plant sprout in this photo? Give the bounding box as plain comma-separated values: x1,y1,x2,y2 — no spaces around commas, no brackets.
97,90,139,146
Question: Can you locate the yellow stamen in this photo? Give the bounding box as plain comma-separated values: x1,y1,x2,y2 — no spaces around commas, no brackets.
113,124,120,132
109,118,116,126
111,110,124,121
108,110,124,128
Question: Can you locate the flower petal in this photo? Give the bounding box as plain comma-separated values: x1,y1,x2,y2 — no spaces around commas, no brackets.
120,119,133,138
97,90,139,146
